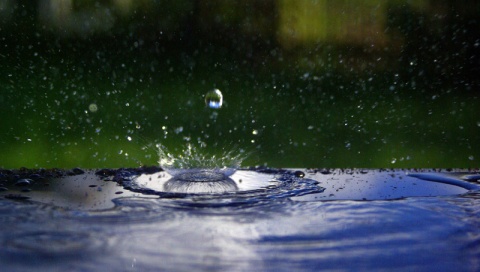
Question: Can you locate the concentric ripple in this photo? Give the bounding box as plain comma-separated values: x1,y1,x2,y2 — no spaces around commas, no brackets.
120,168,325,204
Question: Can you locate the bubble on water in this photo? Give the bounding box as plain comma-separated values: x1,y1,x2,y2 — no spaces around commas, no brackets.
469,155,474,161
294,171,305,178
205,89,223,109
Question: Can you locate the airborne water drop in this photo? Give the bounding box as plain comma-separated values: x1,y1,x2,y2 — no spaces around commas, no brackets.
205,89,223,109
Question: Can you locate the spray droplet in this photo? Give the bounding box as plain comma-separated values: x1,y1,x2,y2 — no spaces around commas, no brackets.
88,103,98,112
205,89,223,109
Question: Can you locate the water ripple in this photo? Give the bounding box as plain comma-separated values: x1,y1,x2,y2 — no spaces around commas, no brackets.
120,168,325,208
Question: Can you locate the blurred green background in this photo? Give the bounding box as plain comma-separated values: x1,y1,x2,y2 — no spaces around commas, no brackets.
0,0,479,169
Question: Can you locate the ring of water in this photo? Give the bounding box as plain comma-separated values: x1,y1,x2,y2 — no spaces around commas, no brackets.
120,168,325,204
174,170,227,182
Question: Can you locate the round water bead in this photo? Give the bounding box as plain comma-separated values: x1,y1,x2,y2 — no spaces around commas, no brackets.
205,89,223,109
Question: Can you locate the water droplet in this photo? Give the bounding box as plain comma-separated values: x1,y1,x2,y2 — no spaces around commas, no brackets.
205,89,223,109
391,158,397,164
469,155,474,161
174,127,183,134
294,171,305,178
252,130,258,135
15,179,33,186
88,103,98,112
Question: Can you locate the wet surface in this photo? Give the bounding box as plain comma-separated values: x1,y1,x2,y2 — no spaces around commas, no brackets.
0,167,479,270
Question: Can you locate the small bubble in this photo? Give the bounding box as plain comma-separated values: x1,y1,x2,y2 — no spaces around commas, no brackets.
469,155,474,161
391,158,397,164
252,130,258,135
294,171,305,178
88,104,98,112
127,136,132,141
205,89,223,109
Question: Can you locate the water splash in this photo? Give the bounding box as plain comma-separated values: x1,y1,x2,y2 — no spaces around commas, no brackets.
123,168,325,201
157,143,245,178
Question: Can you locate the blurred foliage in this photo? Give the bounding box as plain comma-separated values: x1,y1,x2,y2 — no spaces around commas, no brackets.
0,0,479,168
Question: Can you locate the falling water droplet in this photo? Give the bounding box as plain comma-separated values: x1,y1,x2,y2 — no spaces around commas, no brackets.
205,89,223,109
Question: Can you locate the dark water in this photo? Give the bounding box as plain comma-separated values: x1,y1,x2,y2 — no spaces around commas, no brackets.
1,168,479,271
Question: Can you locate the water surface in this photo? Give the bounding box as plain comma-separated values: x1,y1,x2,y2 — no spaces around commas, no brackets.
0,168,479,271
